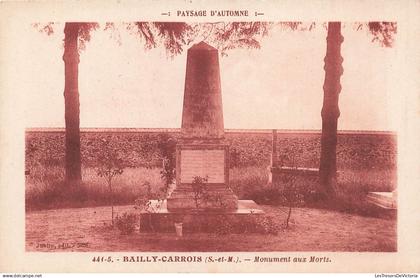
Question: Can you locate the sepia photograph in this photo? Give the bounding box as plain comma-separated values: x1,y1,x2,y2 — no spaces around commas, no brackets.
24,21,398,252
0,0,419,274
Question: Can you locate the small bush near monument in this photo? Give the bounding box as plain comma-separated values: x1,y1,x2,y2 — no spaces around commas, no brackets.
96,139,125,226
191,176,209,209
157,134,176,190
115,212,137,235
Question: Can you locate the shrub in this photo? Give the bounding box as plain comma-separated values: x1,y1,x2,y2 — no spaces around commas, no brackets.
229,147,241,168
191,176,209,209
96,138,125,226
213,215,234,235
328,175,389,218
245,187,283,205
115,213,137,235
255,216,281,235
157,134,176,189
209,215,281,235
229,166,268,198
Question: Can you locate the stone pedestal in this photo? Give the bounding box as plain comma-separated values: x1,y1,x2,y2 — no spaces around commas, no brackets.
140,200,263,233
167,144,237,211
367,191,397,210
168,145,238,211
167,141,238,211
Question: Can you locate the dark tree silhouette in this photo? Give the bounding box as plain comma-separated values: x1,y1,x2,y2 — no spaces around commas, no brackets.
319,22,343,196
34,22,99,184
63,23,82,183
319,21,396,196
62,23,98,184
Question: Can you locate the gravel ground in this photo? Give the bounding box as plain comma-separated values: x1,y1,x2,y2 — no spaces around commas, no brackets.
26,204,396,252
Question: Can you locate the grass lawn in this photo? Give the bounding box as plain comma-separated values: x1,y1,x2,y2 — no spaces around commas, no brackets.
26,204,396,252
25,166,396,211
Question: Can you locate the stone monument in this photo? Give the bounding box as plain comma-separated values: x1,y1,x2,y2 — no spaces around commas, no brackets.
140,42,263,233
167,41,238,211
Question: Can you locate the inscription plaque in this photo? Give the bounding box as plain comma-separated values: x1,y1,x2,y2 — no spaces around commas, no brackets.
180,149,225,183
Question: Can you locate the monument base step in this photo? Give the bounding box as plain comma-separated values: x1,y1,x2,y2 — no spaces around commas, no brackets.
167,186,238,211
367,191,397,209
140,200,264,233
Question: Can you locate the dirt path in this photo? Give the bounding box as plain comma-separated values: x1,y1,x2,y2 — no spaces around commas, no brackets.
26,205,396,252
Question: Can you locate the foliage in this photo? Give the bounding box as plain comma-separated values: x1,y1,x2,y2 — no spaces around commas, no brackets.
33,21,273,57
154,23,194,55
26,166,163,211
279,174,305,228
324,171,394,218
33,22,100,51
275,21,397,48
26,131,397,217
192,22,270,56
125,22,193,56
191,176,209,209
245,187,282,205
76,23,100,50
208,215,280,235
33,21,396,58
359,22,397,47
25,141,64,187
157,134,176,188
255,215,281,235
32,22,55,35
115,212,137,235
96,138,124,182
96,139,124,184
229,147,241,168
96,138,125,225
213,215,234,235
229,166,268,198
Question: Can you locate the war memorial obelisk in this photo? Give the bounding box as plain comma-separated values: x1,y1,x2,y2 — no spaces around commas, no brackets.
140,42,262,233
167,41,238,211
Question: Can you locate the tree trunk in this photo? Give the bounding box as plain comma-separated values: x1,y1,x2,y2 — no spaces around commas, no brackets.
63,23,82,184
285,205,292,229
110,183,114,226
319,22,343,196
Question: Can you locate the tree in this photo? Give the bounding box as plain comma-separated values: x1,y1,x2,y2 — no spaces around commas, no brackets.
63,23,99,184
34,22,192,185
257,21,395,197
319,22,344,196
319,22,396,197
34,22,98,185
63,23,81,184
247,21,395,197
96,138,124,226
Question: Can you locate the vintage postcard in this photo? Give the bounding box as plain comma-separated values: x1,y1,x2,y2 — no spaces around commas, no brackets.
0,0,419,273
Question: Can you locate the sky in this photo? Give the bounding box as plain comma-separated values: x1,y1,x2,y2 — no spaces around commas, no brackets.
21,22,398,131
